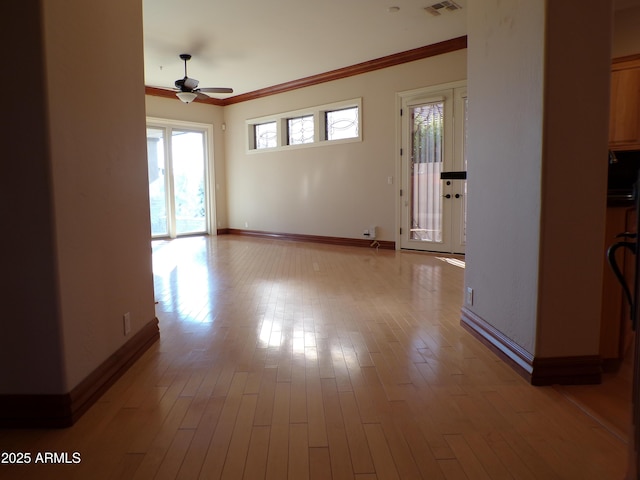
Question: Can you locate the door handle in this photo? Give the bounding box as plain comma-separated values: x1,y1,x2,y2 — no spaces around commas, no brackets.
442,194,451,199
455,193,461,199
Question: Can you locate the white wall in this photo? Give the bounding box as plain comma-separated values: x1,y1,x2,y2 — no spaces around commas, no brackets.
465,0,545,354
43,0,156,390
222,51,467,241
465,0,611,358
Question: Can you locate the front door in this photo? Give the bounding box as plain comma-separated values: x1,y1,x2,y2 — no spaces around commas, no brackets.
399,85,467,253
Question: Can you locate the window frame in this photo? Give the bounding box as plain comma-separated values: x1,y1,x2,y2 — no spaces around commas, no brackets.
251,121,278,150
324,105,360,141
146,117,216,238
246,98,362,153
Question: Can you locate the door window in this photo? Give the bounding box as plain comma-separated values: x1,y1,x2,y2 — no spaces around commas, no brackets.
410,101,444,243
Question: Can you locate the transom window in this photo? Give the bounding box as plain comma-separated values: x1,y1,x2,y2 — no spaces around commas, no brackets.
254,122,277,149
247,98,362,152
287,115,314,145
326,106,359,141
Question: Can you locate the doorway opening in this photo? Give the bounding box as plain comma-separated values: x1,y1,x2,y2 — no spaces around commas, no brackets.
398,82,467,253
146,118,216,239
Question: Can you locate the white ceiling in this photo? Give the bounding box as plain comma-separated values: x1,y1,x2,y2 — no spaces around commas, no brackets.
142,0,468,98
142,0,638,100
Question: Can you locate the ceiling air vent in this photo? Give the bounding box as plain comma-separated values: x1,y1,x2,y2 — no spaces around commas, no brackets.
424,1,462,16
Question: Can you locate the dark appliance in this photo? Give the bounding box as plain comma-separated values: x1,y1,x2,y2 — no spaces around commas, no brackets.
608,150,640,203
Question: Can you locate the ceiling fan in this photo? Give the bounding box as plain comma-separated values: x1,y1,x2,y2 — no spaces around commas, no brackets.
171,54,233,103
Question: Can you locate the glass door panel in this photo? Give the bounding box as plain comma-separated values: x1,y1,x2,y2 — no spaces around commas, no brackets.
147,127,168,236
410,102,444,243
172,130,206,235
146,123,210,239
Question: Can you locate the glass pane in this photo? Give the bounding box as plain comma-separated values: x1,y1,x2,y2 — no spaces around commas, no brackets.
410,102,443,243
255,122,277,149
288,115,314,145
147,127,168,236
326,107,358,140
172,130,207,235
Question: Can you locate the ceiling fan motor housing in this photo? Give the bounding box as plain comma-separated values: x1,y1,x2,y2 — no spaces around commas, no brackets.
171,53,232,101
175,77,199,91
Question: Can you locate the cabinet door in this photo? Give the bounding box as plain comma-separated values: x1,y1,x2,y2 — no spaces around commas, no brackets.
610,60,640,148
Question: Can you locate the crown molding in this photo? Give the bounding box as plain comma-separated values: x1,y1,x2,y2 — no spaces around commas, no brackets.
145,36,468,106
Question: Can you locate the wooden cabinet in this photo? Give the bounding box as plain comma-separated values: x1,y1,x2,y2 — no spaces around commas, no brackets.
610,56,640,150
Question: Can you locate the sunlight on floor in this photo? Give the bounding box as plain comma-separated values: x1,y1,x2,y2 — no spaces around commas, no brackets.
436,256,466,268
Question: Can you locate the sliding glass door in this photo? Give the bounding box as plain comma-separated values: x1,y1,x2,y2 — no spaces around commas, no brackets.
171,130,207,235
146,120,214,238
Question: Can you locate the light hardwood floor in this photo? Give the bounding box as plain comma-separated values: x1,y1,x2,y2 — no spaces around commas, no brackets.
0,235,628,479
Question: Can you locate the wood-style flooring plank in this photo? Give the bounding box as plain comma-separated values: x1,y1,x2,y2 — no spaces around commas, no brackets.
363,423,400,480
153,429,195,480
0,236,628,480
198,372,249,480
265,382,291,480
322,378,355,480
309,447,333,480
306,358,328,448
220,394,258,480
288,423,310,480
175,396,225,479
444,434,492,480
253,367,278,426
338,390,375,474
242,426,270,480
130,396,193,479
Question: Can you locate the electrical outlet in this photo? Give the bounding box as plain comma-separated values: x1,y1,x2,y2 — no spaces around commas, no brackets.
466,287,474,306
123,312,131,336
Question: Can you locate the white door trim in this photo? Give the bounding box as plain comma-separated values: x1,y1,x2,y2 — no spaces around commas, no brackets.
395,81,467,253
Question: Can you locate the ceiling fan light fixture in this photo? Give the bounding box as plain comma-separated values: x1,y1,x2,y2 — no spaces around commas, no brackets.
176,91,198,103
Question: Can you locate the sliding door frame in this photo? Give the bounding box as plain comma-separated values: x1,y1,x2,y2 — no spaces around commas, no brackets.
146,117,216,238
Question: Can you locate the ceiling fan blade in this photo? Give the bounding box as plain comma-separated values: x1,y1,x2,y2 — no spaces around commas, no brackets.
195,92,211,100
198,87,234,94
148,85,177,92
183,77,199,90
